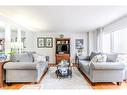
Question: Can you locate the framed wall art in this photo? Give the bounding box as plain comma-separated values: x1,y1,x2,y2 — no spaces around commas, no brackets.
37,37,53,48
45,37,53,48
37,37,45,48
75,39,84,49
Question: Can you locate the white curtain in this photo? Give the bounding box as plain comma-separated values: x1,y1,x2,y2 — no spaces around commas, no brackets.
96,27,104,52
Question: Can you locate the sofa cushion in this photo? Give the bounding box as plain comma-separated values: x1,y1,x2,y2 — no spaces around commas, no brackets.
11,53,33,62
106,53,117,62
90,62,125,70
4,62,37,70
90,52,101,60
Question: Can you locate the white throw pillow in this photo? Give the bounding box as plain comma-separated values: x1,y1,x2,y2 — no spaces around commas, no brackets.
97,54,107,62
33,54,46,63
88,54,107,66
116,54,127,63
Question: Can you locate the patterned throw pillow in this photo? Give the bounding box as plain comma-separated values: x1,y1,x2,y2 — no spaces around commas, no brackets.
97,54,107,62
88,54,107,66
33,54,46,63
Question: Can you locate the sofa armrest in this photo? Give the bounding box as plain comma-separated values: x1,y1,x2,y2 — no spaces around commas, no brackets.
4,62,37,70
78,55,90,61
90,62,125,70
37,61,48,68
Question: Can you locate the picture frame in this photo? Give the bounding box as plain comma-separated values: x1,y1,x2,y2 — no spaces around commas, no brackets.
37,37,45,48
75,39,84,49
45,37,53,48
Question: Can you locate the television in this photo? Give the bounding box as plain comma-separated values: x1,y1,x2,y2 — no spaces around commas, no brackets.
56,44,70,54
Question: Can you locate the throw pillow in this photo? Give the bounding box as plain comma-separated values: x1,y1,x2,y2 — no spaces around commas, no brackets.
106,53,117,62
33,54,46,63
97,54,107,62
90,52,101,60
88,54,107,66
116,54,127,63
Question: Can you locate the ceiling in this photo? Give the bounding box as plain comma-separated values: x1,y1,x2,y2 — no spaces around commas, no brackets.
0,6,127,32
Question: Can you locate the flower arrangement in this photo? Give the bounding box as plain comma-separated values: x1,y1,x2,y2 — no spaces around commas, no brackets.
60,59,69,66
61,59,67,64
0,51,7,61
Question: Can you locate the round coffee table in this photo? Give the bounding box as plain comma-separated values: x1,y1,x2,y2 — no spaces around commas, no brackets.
55,64,72,78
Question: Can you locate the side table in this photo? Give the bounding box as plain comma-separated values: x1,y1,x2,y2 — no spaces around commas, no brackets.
0,60,9,88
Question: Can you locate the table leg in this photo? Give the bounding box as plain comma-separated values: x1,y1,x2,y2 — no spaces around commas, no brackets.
56,66,58,78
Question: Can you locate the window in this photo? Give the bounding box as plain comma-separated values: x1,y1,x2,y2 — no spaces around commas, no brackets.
102,28,127,53
102,32,111,53
112,28,127,53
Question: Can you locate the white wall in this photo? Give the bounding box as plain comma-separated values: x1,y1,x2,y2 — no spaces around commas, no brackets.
25,31,88,64
0,28,5,38
104,15,127,33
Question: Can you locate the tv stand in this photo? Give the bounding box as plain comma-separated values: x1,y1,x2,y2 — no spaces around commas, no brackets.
55,38,70,64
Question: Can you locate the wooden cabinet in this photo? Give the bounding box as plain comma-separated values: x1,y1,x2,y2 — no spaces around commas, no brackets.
56,54,70,64
55,38,70,64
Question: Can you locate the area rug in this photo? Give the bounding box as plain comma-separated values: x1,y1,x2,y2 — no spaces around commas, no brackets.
20,67,92,89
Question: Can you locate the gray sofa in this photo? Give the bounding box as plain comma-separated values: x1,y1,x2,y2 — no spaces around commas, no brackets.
78,52,125,86
124,64,127,80
4,52,48,85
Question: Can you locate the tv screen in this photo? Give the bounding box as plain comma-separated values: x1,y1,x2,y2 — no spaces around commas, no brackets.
61,44,67,51
56,44,69,54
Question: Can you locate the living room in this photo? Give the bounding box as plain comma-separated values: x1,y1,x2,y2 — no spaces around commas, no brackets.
0,4,127,95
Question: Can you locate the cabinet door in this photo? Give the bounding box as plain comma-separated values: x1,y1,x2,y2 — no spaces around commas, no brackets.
56,54,70,64
63,54,70,60
56,54,63,64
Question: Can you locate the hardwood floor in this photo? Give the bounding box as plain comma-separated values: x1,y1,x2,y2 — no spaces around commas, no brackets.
1,65,127,90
